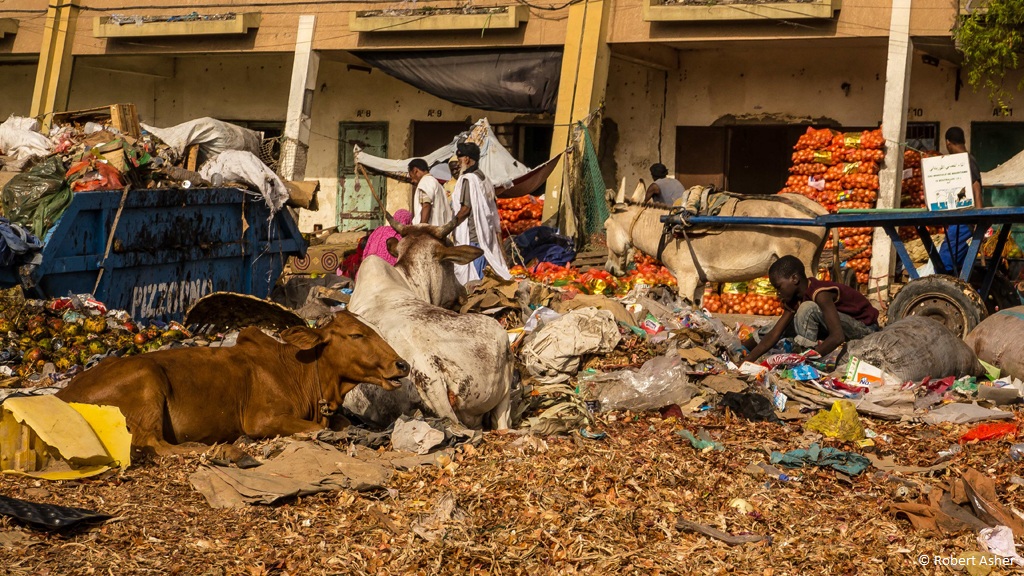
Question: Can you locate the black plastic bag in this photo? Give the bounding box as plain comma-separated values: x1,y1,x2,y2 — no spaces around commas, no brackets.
720,391,780,422
1,155,71,236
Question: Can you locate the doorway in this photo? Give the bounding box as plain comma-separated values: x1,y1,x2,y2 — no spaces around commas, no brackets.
338,122,388,231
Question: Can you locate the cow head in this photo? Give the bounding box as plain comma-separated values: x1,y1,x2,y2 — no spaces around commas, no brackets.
383,216,483,309
280,312,410,403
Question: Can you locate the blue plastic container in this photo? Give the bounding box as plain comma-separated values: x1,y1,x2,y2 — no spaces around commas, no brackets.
0,188,306,322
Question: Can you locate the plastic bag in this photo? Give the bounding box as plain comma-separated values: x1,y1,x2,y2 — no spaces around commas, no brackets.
960,422,1018,443
1,155,71,236
590,352,696,412
804,399,865,441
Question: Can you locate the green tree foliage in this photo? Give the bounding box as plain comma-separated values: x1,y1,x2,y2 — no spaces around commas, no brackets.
953,0,1024,107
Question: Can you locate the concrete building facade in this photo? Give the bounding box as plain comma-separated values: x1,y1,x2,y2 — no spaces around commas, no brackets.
1,0,1020,234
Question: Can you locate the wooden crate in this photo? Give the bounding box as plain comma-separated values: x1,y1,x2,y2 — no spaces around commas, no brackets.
52,103,141,139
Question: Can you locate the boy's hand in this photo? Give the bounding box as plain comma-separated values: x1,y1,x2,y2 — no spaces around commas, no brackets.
801,349,822,361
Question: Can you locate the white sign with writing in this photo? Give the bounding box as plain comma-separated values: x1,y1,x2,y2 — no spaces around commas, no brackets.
921,152,975,211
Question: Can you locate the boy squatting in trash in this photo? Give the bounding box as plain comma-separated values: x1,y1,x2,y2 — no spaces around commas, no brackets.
742,255,880,362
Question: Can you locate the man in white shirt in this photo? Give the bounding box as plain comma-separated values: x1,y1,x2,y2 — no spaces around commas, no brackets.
408,158,452,226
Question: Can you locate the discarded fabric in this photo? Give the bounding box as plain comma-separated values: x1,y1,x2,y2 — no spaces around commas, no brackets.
770,443,871,476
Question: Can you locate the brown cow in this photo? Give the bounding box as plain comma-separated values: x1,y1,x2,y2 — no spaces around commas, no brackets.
56,312,409,455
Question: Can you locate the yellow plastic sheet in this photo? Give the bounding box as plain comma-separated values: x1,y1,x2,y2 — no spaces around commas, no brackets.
804,399,866,441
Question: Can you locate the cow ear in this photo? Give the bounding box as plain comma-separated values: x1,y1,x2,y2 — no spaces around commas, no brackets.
386,237,399,258
441,245,483,265
280,326,325,350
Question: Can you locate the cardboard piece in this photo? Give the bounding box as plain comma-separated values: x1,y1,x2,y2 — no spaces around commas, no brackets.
678,347,717,365
0,395,131,480
842,355,885,387
922,153,975,211
284,179,320,210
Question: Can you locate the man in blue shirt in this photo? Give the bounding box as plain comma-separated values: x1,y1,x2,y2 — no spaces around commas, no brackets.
937,126,984,275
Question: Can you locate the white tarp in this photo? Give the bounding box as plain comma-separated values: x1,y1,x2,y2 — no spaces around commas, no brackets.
354,118,531,190
200,150,288,214
982,148,1024,187
142,117,262,161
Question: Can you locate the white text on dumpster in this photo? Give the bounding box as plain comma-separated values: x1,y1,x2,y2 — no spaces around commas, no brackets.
131,278,214,319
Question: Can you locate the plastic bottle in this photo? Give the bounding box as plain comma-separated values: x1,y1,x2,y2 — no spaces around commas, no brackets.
1010,443,1024,462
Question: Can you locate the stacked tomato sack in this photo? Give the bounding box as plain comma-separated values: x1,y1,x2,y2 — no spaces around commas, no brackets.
496,196,544,237
509,253,676,296
700,278,785,316
779,127,886,286
897,148,941,240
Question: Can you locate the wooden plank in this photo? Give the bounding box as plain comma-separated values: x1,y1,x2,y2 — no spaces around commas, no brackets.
185,145,200,172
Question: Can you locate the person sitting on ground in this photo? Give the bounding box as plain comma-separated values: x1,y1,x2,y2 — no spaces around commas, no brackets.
408,158,453,226
644,163,686,206
362,209,413,267
742,255,880,362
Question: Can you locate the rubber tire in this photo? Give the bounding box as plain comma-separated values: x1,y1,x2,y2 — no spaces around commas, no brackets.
967,267,1021,314
841,268,859,292
887,275,988,338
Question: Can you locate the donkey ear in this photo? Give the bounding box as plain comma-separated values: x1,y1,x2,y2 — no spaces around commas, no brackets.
631,181,647,203
614,177,626,204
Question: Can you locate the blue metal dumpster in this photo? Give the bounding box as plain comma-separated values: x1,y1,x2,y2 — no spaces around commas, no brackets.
0,187,306,323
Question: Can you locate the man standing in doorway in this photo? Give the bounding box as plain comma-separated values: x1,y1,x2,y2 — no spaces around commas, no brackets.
450,142,510,283
408,158,452,226
937,126,984,275
644,163,686,206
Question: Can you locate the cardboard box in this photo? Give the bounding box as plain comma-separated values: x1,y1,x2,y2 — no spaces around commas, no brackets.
285,180,320,210
922,152,975,211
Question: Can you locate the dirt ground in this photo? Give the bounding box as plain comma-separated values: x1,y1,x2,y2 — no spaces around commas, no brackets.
2,408,1022,576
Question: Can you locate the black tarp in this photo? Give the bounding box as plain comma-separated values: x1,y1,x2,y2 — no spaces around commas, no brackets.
355,48,562,114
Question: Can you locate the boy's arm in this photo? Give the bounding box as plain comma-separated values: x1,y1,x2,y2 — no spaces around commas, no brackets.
743,308,794,362
814,291,846,357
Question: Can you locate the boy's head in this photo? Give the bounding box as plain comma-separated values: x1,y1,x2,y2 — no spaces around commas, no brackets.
768,255,807,300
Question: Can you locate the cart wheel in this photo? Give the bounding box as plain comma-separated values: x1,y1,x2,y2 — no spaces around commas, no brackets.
887,275,987,338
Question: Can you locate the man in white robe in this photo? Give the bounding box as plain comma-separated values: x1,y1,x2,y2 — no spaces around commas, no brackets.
450,142,510,284
408,158,453,226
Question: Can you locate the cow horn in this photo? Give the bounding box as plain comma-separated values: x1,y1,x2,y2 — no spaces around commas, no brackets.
386,212,411,236
436,217,458,238
615,178,626,204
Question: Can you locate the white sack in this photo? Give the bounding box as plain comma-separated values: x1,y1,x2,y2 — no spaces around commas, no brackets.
200,150,289,213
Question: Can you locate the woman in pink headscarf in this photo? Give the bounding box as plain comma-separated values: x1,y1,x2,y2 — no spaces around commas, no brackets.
361,209,413,266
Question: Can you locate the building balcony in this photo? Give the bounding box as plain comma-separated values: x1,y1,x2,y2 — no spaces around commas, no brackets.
642,0,840,22
350,5,529,33
93,13,261,38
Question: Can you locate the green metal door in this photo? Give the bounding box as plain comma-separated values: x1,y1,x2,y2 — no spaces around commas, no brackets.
338,122,388,231
972,122,1024,251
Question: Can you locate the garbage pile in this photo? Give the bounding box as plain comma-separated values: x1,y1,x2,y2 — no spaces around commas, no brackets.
0,287,217,387
0,109,292,257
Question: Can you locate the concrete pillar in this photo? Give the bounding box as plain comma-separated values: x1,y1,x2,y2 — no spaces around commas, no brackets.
31,0,80,128
279,15,320,182
542,0,611,230
868,0,913,304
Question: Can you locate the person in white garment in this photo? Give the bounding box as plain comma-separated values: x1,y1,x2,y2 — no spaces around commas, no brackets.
408,158,453,226
450,142,510,284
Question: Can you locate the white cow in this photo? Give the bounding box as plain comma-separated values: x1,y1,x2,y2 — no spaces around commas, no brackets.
344,219,513,429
